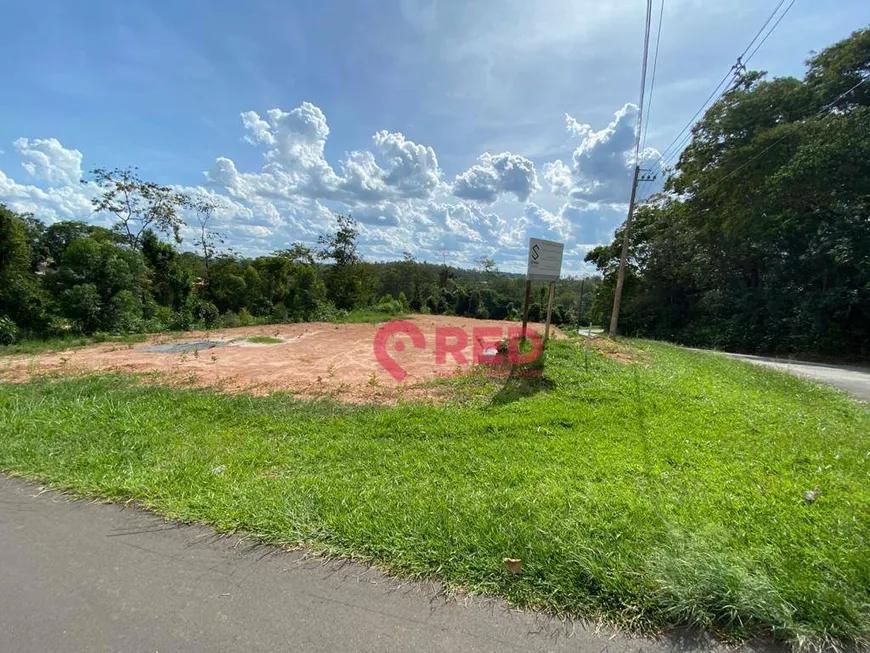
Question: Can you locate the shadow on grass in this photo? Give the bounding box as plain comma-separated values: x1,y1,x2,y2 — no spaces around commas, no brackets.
489,367,555,406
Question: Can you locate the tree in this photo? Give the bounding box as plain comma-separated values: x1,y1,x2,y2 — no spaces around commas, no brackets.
0,205,50,332
274,243,315,266
191,196,225,273
588,27,870,358
86,167,189,249
317,214,362,310
476,256,497,273
51,235,148,333
41,220,118,261
317,214,360,267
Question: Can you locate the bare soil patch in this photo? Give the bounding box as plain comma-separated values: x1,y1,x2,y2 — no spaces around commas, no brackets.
0,316,559,403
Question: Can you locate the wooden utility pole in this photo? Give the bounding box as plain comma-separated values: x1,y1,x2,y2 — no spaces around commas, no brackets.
521,279,532,339
544,281,556,343
609,164,641,337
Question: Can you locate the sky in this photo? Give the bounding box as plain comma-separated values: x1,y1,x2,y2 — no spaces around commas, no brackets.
0,0,865,275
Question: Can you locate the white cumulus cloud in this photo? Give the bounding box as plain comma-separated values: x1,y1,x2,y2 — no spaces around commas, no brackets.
543,104,661,204
452,152,540,203
13,138,84,186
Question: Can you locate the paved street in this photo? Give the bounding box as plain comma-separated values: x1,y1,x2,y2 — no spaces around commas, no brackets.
0,476,781,653
721,352,870,402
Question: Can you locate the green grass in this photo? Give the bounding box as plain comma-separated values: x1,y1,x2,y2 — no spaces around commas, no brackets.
0,339,867,650
328,308,408,323
245,336,284,345
0,333,148,356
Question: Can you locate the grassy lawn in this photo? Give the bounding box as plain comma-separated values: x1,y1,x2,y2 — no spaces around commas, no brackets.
0,338,867,650
0,333,147,356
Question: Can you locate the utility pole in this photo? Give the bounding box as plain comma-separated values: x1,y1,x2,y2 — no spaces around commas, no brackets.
609,0,653,337
609,164,641,337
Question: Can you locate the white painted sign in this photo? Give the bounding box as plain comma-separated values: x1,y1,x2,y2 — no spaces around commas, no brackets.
526,237,564,281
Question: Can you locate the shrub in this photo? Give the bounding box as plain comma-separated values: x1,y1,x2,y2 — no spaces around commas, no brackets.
237,308,255,327
0,316,20,345
191,300,219,328
110,290,143,333
221,310,239,329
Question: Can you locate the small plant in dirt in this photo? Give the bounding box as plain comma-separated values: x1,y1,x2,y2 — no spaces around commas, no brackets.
247,336,282,345
327,363,337,378
367,373,379,387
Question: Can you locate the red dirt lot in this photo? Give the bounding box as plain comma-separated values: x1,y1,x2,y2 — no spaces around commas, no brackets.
0,315,558,402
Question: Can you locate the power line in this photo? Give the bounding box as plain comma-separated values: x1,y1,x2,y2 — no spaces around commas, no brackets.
699,75,868,195
739,0,787,61
643,0,799,181
641,0,666,151
609,0,655,337
633,0,655,165
744,0,797,66
644,68,737,177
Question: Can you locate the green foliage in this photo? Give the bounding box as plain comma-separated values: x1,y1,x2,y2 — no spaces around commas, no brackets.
246,335,282,344
589,28,870,359
0,333,147,356
1,341,867,649
0,316,19,345
318,214,364,310
86,167,189,248
50,236,148,334
2,199,599,343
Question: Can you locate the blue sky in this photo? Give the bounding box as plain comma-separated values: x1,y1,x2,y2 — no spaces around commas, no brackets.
0,0,866,274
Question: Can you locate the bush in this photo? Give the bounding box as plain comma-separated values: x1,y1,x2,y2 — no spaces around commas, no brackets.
0,316,20,345
270,303,289,323
221,310,239,329
143,306,173,333
310,301,344,322
61,284,102,334
191,299,219,328
237,308,256,327
372,299,404,315
110,290,143,333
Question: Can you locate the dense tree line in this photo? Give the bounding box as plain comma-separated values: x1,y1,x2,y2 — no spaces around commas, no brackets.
588,28,870,359
0,192,598,344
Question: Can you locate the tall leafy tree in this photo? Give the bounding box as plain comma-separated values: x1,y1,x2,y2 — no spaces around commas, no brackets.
87,167,189,249
589,27,870,358
317,214,363,310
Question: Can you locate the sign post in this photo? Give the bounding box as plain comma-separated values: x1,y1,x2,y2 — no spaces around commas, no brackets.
524,237,564,341
521,279,532,339
544,281,556,343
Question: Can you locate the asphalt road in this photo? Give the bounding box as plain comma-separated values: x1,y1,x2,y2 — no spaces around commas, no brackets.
720,352,870,402
0,476,782,653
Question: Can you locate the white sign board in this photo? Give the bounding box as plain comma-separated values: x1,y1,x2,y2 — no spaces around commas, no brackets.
526,237,564,281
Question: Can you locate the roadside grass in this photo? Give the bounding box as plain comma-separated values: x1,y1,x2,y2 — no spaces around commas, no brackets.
0,333,147,356
0,339,867,650
328,308,408,324
245,336,284,345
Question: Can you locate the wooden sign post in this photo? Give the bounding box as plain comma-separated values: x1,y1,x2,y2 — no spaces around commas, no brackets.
524,237,564,342
544,281,556,343
521,279,532,339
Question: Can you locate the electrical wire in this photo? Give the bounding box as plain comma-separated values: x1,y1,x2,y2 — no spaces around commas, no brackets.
641,0,666,151
642,0,799,181
744,0,798,66
699,75,868,195
632,0,655,167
